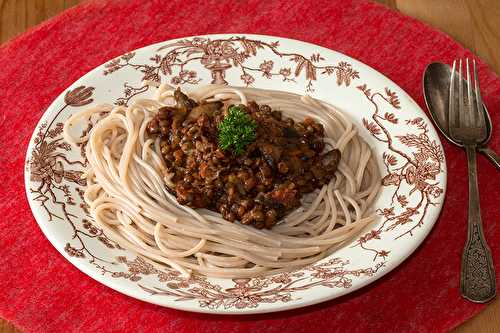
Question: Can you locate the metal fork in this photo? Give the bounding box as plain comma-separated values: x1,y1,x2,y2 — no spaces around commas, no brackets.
449,58,496,303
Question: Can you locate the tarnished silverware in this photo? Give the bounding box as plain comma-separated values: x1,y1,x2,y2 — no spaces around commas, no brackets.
448,58,496,303
424,62,499,169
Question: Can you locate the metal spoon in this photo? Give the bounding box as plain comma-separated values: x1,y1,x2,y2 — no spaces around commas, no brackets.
423,62,499,169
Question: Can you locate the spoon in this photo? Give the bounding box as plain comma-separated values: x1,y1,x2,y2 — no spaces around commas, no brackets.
423,62,499,169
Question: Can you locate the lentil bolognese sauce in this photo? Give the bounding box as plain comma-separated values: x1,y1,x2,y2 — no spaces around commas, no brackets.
147,89,341,229
63,84,380,278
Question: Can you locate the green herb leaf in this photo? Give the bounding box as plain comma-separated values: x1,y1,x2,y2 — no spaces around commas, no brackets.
218,105,257,155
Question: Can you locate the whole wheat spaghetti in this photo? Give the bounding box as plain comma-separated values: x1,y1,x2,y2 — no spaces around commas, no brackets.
63,84,380,278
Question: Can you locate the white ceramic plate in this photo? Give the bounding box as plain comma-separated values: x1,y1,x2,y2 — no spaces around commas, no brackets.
25,34,446,314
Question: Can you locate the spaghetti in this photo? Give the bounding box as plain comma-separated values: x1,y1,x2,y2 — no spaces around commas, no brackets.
63,84,380,278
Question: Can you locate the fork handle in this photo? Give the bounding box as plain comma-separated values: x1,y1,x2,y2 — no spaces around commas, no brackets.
460,144,496,303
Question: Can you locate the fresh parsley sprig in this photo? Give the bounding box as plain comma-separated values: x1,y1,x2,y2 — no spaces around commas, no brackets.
218,105,257,155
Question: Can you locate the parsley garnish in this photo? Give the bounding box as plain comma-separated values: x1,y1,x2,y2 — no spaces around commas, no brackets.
218,106,257,155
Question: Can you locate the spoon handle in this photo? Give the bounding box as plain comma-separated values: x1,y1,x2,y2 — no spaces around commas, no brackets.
460,144,496,303
478,147,500,170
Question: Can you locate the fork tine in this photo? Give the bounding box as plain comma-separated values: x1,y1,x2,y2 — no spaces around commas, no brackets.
466,58,473,126
458,59,464,128
449,59,457,130
473,58,486,128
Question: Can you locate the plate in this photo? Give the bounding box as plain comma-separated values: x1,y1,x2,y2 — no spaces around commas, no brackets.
25,34,446,314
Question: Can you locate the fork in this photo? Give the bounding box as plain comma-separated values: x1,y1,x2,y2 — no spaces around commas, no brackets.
449,58,496,303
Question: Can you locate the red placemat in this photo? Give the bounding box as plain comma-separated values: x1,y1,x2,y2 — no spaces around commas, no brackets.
0,0,499,332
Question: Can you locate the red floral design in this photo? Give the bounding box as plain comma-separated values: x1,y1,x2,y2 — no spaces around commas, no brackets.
105,257,384,309
103,36,360,103
259,60,274,78
353,84,444,261
64,86,95,106
279,67,292,78
240,73,255,85
29,86,118,265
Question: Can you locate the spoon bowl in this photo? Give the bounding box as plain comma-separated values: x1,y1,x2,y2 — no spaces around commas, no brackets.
424,62,499,169
424,62,492,146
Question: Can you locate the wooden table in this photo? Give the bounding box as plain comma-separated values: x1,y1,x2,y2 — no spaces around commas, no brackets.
0,1,498,332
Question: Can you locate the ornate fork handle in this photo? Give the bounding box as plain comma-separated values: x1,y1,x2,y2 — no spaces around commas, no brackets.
460,144,496,302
